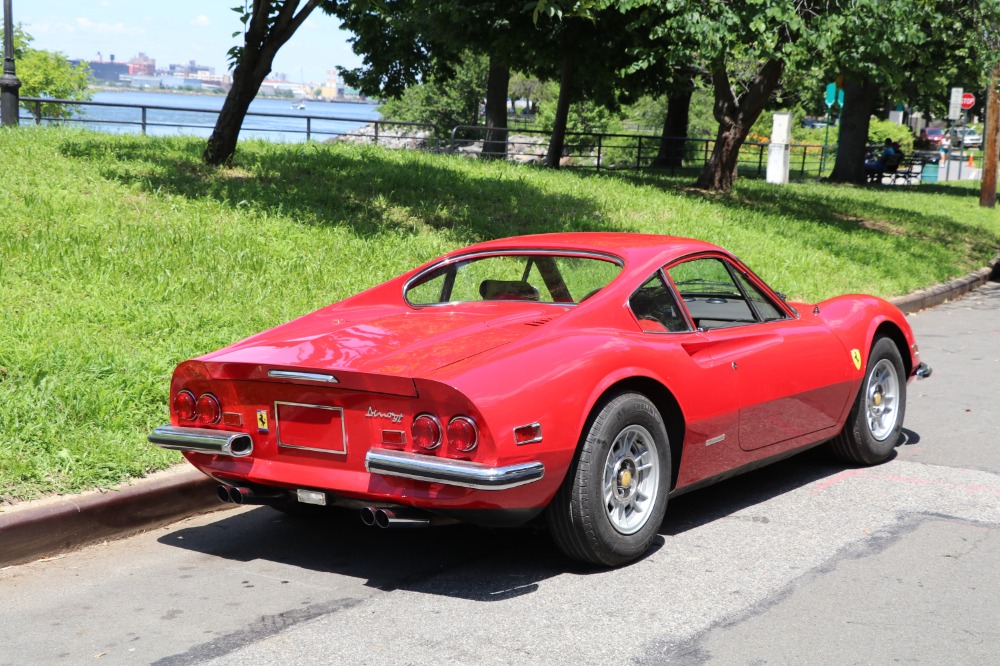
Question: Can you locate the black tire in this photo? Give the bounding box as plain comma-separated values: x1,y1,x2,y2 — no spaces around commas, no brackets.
546,392,671,566
830,336,907,465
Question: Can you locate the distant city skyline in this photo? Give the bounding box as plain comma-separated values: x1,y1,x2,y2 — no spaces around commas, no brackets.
13,1,364,85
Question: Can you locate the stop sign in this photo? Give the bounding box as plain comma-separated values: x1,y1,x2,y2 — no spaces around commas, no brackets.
961,92,976,109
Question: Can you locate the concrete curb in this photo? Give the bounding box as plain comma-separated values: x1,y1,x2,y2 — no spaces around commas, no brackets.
890,256,1000,314
2,260,998,568
0,467,231,568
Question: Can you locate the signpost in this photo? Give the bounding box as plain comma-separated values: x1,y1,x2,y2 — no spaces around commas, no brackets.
949,87,964,120
820,82,843,174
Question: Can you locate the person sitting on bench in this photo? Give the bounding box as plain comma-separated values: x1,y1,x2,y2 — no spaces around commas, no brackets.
865,138,901,182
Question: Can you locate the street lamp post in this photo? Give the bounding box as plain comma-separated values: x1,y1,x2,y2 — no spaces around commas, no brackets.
1,0,22,126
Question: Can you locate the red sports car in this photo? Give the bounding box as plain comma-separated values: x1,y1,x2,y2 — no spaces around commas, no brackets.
151,233,931,565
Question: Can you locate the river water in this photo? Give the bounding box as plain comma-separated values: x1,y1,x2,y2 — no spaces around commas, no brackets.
30,90,381,143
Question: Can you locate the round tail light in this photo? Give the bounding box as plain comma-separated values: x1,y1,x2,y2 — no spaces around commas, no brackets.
447,416,478,453
173,390,197,421
411,414,442,450
195,393,222,425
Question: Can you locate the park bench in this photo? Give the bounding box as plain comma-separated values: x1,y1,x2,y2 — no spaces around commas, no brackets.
867,150,903,184
890,156,923,185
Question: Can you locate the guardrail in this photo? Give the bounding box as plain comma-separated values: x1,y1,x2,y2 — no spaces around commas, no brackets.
19,97,831,177
19,96,440,148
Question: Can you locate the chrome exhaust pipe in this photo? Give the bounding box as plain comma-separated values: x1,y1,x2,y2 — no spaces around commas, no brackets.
228,486,287,505
360,507,377,527
374,508,431,529
149,425,254,458
216,485,234,503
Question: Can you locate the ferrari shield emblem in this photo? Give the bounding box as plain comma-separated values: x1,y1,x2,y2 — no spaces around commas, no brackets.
256,409,269,433
851,349,862,370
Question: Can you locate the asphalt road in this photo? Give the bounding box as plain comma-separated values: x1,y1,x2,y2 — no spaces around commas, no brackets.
1,282,998,666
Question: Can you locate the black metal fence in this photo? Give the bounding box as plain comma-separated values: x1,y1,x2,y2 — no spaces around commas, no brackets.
19,96,439,148
449,125,831,178
19,97,832,178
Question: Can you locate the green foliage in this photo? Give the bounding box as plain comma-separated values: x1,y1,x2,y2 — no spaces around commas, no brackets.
686,88,717,138
2,128,999,500
868,118,914,153
537,98,616,136
0,23,31,58
4,25,91,118
800,0,1000,117
509,72,556,109
621,94,667,131
377,52,489,139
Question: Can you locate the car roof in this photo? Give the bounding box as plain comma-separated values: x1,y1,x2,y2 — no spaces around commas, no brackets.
446,232,724,266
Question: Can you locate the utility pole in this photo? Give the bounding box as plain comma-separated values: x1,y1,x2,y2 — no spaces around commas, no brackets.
981,65,999,208
1,0,22,126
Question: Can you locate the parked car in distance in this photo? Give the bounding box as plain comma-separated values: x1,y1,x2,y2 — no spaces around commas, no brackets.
150,233,932,567
918,127,945,148
949,127,982,148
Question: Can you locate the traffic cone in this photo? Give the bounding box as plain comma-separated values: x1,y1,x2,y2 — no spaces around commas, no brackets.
968,154,975,167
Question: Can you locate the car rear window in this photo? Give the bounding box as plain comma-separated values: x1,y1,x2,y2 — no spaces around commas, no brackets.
405,252,622,305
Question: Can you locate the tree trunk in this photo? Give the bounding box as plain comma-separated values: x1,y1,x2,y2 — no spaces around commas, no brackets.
653,75,694,169
695,58,784,191
828,77,880,184
980,65,999,208
203,0,318,166
204,54,271,165
545,56,575,169
482,55,510,159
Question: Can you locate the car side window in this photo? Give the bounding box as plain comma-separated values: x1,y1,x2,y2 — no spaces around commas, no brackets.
668,258,756,330
629,274,690,333
734,271,786,322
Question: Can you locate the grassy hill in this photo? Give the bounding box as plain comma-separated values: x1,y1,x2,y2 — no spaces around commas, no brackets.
1,126,998,502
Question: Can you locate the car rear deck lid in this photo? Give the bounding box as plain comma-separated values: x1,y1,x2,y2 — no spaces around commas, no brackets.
210,363,419,397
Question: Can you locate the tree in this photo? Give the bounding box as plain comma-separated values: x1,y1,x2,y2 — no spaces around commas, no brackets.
204,0,331,165
509,72,550,114
1,25,90,119
529,6,655,168
376,52,489,140
651,71,695,169
820,0,1000,183
625,1,829,190
335,1,542,159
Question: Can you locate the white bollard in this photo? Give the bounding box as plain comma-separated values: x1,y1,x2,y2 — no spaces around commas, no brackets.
766,112,792,185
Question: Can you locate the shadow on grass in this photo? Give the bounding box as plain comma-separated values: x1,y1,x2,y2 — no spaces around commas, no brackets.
613,169,1000,278
57,135,612,245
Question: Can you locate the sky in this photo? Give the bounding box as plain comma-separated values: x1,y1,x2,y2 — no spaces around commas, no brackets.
13,1,363,85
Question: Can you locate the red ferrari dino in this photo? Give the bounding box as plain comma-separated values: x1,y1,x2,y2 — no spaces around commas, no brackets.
151,233,930,565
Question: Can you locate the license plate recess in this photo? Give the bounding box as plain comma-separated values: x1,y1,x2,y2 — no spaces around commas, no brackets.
276,401,347,454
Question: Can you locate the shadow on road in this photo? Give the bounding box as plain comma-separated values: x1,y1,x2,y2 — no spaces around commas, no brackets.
157,441,917,601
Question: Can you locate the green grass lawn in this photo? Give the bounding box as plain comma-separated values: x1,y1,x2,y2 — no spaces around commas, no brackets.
1,126,998,504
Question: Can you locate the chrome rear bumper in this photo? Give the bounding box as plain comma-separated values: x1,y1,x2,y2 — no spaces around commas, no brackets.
915,362,933,380
365,449,544,490
148,425,254,458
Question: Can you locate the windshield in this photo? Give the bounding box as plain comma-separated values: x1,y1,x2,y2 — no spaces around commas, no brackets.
405,251,623,305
